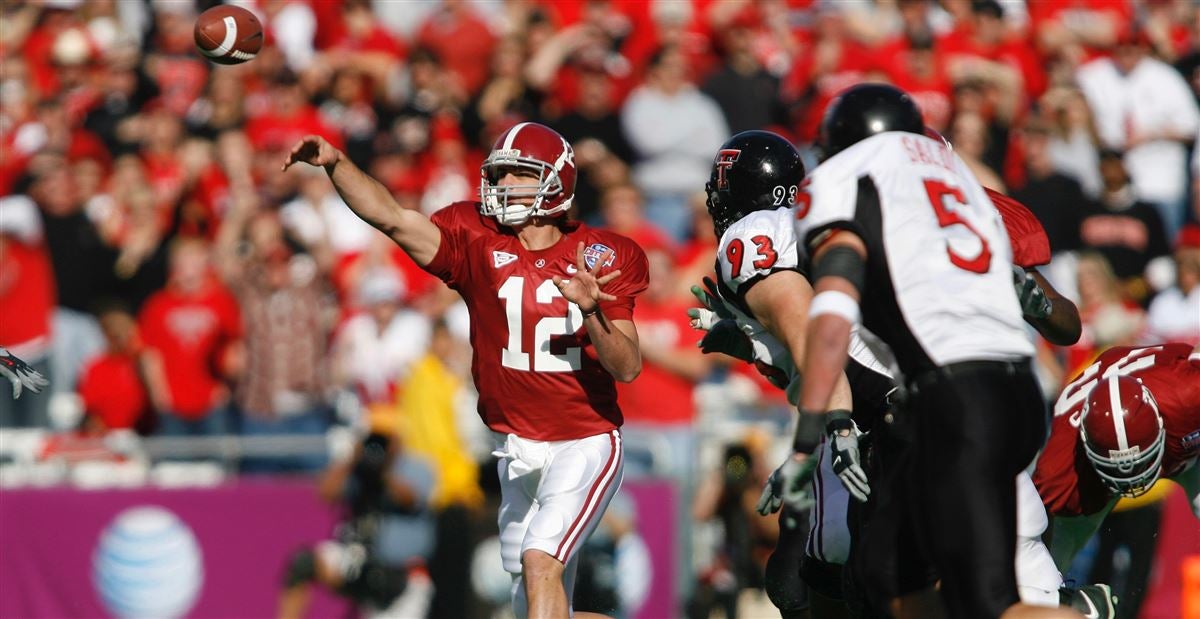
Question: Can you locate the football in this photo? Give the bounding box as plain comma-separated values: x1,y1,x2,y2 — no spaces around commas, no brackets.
193,5,263,65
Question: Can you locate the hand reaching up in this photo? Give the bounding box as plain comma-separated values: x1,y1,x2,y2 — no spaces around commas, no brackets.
282,135,341,172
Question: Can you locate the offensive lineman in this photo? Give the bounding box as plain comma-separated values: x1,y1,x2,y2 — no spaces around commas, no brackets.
789,83,1077,618
1034,344,1200,570
283,123,648,619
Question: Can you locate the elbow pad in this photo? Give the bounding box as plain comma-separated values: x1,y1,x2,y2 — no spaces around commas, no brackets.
812,245,865,295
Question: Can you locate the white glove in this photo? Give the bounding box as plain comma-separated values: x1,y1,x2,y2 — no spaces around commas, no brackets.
826,412,870,502
0,348,48,399
1012,265,1052,319
687,278,800,392
756,453,818,515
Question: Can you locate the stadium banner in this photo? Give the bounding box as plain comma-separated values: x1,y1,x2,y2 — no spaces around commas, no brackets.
0,479,352,619
0,478,677,618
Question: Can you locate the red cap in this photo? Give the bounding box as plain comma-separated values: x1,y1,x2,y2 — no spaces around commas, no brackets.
1176,224,1200,251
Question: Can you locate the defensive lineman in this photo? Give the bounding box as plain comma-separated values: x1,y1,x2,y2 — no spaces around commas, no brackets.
790,83,1078,619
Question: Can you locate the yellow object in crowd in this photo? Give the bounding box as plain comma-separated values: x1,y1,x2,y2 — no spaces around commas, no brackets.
397,354,484,511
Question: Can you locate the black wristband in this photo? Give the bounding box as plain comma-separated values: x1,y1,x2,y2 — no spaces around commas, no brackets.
824,409,854,436
580,305,601,318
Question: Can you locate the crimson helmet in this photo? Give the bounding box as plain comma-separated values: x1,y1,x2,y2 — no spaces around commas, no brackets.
480,122,577,226
1079,375,1166,498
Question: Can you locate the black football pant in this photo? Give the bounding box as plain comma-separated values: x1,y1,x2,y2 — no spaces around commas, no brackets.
854,360,1047,619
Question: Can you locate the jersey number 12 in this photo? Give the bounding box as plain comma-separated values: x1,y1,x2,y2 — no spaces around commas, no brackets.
498,276,583,372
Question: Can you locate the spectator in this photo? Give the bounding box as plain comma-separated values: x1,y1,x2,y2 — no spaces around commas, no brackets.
616,243,708,476
31,160,114,393
1078,150,1171,303
1013,120,1089,254
598,184,673,252
555,68,635,222
883,30,955,134
415,2,496,97
1145,225,1200,345
701,19,785,135
216,201,332,470
331,268,431,412
1066,252,1146,376
622,44,729,241
76,301,149,433
280,165,377,260
1040,87,1103,199
950,109,1006,190
1076,28,1200,240
138,237,240,437
279,430,437,619
398,319,485,619
0,195,56,428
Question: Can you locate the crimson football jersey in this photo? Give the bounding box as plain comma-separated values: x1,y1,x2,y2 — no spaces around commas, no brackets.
987,187,1052,269
425,202,649,441
1034,344,1200,516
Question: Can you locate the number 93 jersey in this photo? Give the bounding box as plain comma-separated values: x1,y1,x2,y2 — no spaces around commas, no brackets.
715,206,802,311
793,132,1032,373
425,202,649,441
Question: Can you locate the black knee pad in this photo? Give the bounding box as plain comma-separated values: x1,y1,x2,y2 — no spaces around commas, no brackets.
765,548,810,613
284,548,317,587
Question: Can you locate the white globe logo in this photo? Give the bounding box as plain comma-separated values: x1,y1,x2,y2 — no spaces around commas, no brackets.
93,506,204,618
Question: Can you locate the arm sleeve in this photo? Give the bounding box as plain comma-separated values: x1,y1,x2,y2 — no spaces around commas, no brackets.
793,152,868,252
988,188,1052,268
716,211,805,303
423,206,469,287
598,239,649,322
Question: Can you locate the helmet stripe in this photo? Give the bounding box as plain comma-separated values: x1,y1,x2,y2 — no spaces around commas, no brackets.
502,122,531,151
1108,375,1130,450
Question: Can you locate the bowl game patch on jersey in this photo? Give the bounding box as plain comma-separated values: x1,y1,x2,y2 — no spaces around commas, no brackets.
583,243,616,270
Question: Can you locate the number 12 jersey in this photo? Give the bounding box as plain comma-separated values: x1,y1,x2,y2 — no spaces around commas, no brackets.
425,202,649,441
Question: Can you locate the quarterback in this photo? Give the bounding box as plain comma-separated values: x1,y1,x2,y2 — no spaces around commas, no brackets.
284,122,648,619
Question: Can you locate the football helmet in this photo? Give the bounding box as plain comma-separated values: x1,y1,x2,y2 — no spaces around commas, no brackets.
1079,375,1166,498
705,130,806,237
480,122,577,226
819,83,924,159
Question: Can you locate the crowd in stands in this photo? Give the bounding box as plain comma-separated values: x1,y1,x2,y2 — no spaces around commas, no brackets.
1,0,1199,615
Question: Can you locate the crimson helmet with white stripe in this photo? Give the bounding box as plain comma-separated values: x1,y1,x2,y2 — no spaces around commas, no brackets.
480,122,576,226
1079,375,1166,498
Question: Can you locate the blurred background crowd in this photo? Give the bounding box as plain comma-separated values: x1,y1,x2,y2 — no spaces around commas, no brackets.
0,0,1198,617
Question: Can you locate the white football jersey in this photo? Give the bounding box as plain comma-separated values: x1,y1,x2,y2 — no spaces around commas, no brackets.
716,206,894,378
793,132,1032,372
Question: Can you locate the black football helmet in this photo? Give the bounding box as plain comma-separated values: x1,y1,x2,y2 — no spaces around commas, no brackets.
705,130,806,237
819,83,924,159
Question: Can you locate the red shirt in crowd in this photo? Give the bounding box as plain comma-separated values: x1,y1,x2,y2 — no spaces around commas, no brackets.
0,239,56,352
425,202,649,441
1034,344,1200,516
416,9,497,96
77,354,148,430
138,280,242,419
617,298,701,425
244,105,343,153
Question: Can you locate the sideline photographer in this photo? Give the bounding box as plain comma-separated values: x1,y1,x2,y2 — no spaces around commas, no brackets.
279,430,437,618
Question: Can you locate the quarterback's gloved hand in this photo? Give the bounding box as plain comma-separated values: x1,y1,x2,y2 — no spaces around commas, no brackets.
1012,265,1052,319
0,348,49,400
756,453,818,515
826,410,870,502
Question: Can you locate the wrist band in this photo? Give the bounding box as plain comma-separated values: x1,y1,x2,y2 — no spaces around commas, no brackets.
580,305,601,318
808,290,860,324
824,409,854,436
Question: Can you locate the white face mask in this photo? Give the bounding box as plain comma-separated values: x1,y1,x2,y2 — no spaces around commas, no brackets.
479,155,572,226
